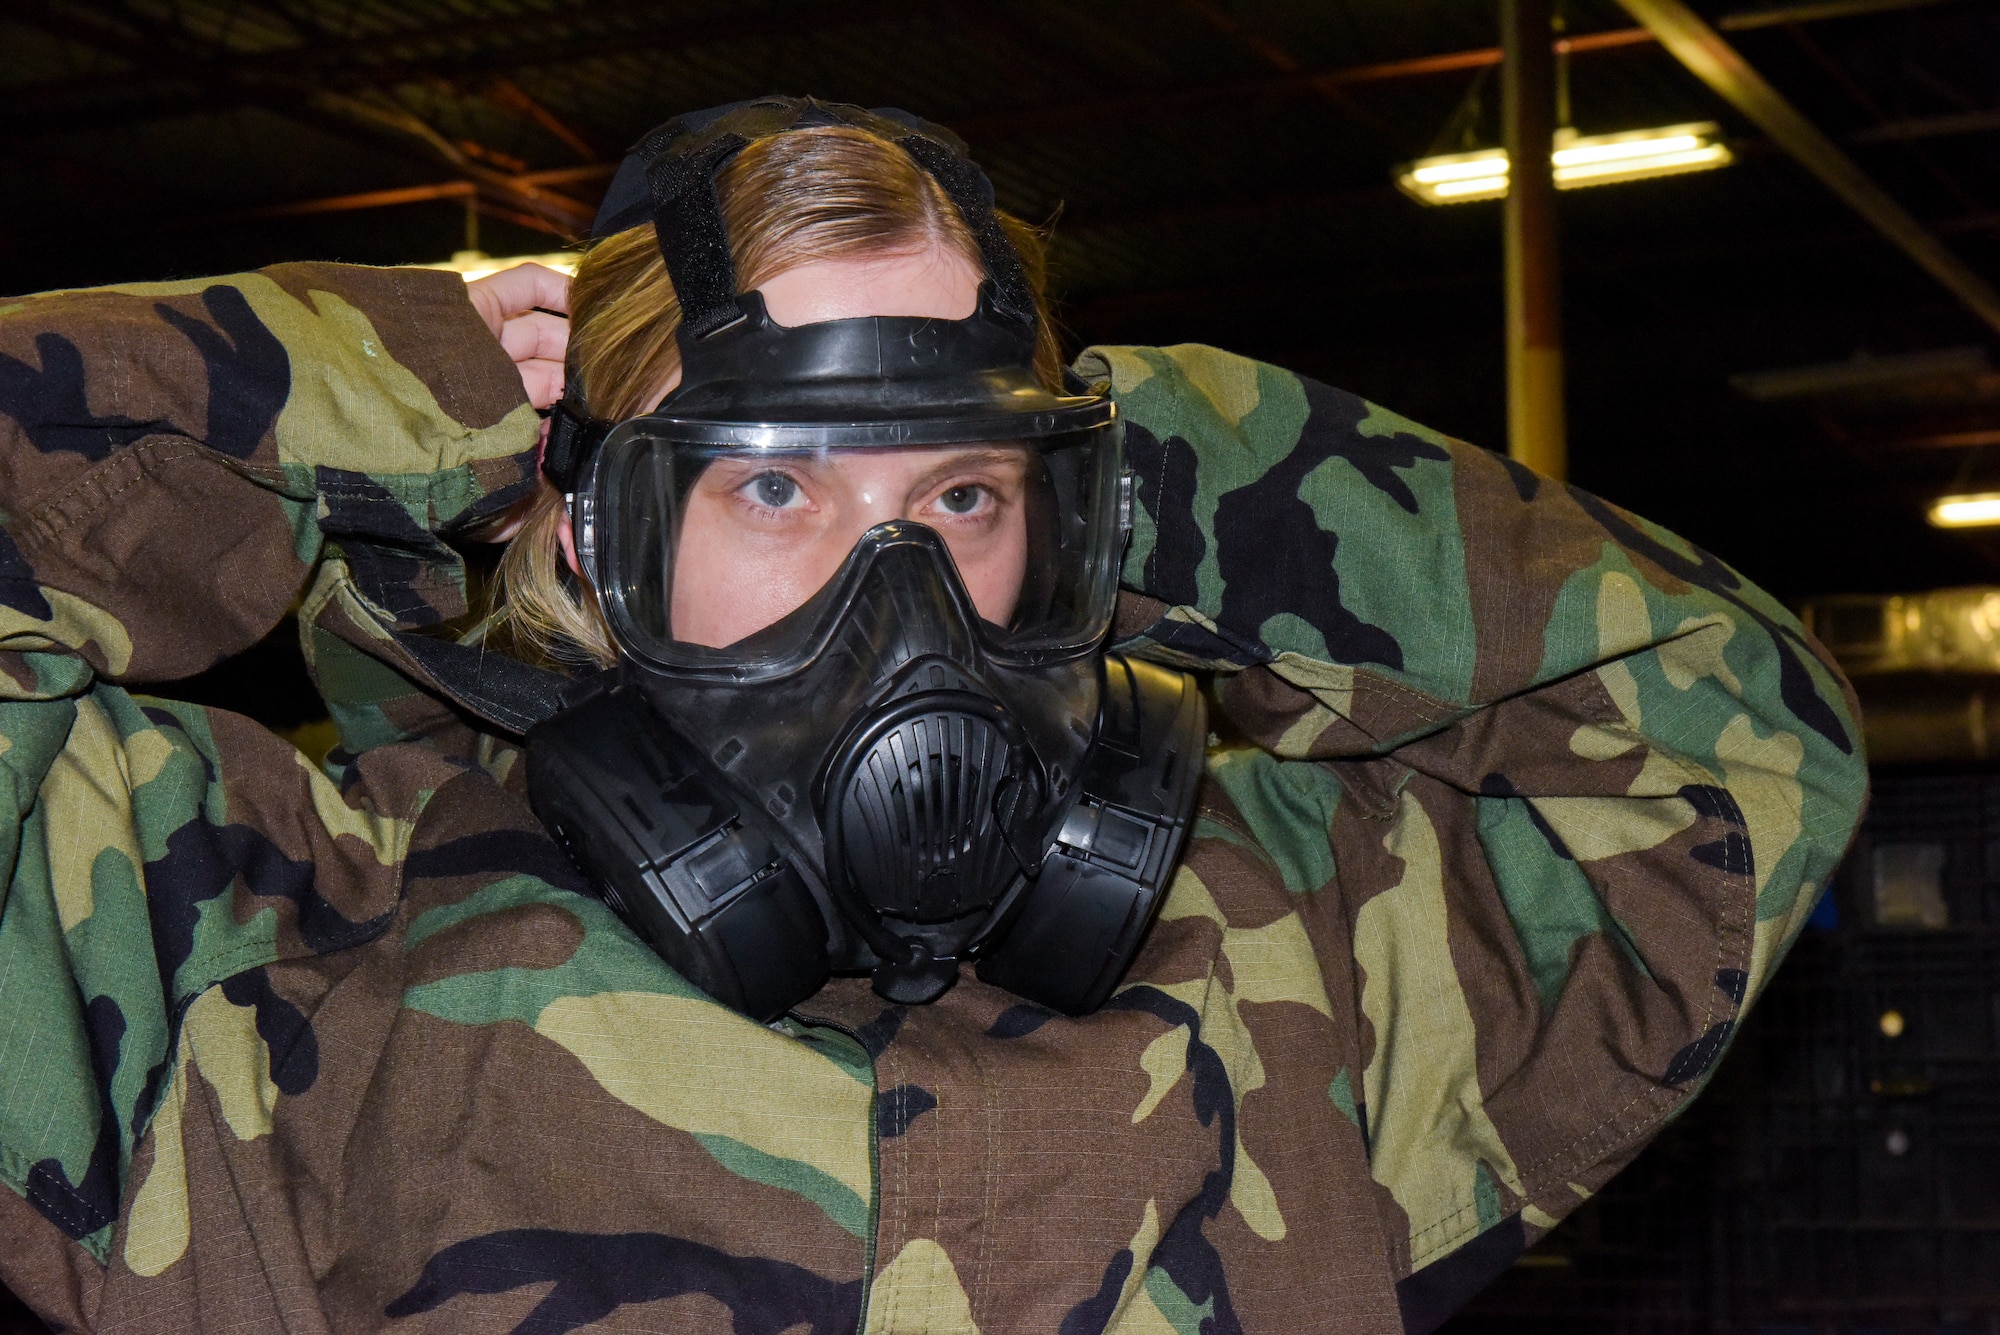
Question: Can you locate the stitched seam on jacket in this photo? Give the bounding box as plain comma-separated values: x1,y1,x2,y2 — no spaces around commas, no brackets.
24,437,300,543
1340,661,1739,1272
23,439,297,549
1399,747,1752,1272
1405,874,1736,1266
399,271,511,432
1515,745,1745,1187
1,1143,104,1241
25,437,207,545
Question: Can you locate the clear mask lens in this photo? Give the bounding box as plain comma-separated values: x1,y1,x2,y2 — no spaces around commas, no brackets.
590,422,1124,676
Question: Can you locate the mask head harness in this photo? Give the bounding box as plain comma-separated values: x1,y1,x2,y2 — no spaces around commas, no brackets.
526,97,1205,1022
539,96,1040,494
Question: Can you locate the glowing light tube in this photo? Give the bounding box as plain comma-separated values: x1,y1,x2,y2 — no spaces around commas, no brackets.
1929,493,2000,528
1396,123,1733,206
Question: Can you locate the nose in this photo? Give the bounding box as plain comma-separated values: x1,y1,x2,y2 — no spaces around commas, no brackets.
837,475,927,546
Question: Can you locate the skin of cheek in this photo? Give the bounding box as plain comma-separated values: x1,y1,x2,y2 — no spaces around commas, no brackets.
956,527,1027,629
668,517,851,649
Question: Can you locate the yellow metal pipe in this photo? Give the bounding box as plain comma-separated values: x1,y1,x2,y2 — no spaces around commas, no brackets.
1502,0,1568,481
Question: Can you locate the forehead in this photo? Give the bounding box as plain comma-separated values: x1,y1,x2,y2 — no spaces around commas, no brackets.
756,246,984,328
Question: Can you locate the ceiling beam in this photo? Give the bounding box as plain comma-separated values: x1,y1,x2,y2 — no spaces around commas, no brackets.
951,32,1638,140
1176,0,1405,142
35,180,483,242
0,161,629,247
1065,202,2000,335
1615,0,2000,336
479,77,600,163
1718,0,1960,26
951,0,1972,141
254,180,474,218
1884,428,2000,450
0,2,597,234
1853,108,2000,143
4,0,1970,145
31,135,1988,256
0,0,917,136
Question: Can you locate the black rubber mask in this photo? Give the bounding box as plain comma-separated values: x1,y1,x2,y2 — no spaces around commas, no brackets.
525,96,1204,1021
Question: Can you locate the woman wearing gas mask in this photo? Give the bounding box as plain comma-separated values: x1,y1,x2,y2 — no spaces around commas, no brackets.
0,98,1864,1334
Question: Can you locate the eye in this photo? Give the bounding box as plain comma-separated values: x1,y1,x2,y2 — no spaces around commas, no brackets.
744,471,802,509
936,484,985,515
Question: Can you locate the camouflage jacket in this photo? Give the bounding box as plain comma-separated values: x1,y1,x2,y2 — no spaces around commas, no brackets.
0,265,1866,1334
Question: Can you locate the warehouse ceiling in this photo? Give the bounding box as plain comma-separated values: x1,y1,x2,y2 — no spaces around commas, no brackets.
3,0,1999,603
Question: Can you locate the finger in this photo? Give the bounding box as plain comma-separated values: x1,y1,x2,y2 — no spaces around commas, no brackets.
519,358,566,410
513,262,573,314
469,262,572,326
499,309,570,366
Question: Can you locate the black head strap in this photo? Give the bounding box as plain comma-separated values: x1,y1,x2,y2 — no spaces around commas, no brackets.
611,96,1036,334
891,133,1034,325
641,129,754,340
541,398,609,495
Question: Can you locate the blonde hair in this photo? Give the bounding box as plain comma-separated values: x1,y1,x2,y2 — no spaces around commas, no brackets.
494,125,1061,667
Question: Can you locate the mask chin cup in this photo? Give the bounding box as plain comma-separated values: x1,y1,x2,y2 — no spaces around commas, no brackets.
871,939,962,1006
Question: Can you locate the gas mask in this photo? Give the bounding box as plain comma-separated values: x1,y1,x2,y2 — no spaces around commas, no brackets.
526,98,1205,1023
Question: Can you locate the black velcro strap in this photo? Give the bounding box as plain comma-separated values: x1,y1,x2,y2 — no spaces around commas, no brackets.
609,97,1038,338
542,395,610,493
895,134,1036,325
390,629,578,737
646,133,752,340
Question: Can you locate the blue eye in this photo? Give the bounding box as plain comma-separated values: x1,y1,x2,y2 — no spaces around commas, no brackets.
937,485,982,515
750,472,799,508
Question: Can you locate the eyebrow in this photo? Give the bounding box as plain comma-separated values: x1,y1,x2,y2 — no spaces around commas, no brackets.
697,447,1031,494
903,448,1031,494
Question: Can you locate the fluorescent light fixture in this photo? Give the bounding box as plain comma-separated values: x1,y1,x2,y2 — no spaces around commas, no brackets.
417,248,581,282
1409,153,1509,184
1929,493,2000,528
1431,176,1512,199
1396,123,1733,205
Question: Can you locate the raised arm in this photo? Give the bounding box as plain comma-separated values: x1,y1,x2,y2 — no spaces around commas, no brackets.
0,262,545,696
1086,343,1866,1320
0,263,554,1317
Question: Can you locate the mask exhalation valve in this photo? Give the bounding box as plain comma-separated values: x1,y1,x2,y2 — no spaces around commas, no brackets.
820,689,1047,1004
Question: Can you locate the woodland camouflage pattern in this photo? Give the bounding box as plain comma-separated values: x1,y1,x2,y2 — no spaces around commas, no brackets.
0,265,1865,1333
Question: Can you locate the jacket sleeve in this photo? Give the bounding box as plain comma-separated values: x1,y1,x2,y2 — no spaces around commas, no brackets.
0,263,540,696
0,266,537,1322
1083,344,1867,1315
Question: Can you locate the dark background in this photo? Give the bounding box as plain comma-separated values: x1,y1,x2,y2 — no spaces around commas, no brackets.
3,0,1999,1330
7,0,2000,605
